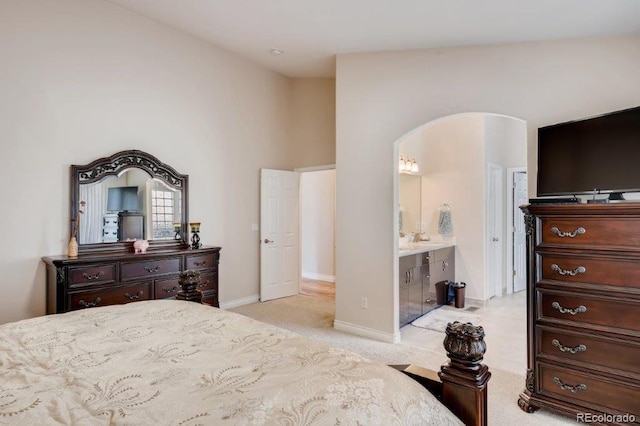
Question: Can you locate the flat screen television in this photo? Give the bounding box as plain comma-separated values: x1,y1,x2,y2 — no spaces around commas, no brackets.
537,106,640,200
107,186,139,212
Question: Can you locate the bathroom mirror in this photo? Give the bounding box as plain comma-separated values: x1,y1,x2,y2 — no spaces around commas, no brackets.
399,173,421,236
71,150,189,254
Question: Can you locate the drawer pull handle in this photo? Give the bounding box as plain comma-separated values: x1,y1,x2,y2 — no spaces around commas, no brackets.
552,339,587,354
162,286,178,293
144,266,161,273
553,377,587,393
124,290,144,300
551,264,586,276
78,297,102,308
82,271,105,280
198,280,210,288
550,226,586,238
552,301,587,315
193,260,207,267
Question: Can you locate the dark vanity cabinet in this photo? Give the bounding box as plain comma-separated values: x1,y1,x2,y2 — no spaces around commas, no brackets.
399,246,456,327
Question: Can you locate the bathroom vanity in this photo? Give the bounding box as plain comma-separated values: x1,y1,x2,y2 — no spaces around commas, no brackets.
399,241,455,327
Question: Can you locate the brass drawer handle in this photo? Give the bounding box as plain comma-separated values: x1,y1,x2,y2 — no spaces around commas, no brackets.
162,286,178,293
553,377,587,393
550,226,586,238
124,290,144,300
144,265,161,273
552,339,587,354
193,260,207,267
78,297,102,308
198,280,210,288
552,301,587,315
82,271,105,280
551,264,586,276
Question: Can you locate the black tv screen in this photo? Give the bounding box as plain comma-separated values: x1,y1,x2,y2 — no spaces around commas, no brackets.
107,186,139,212
537,106,640,197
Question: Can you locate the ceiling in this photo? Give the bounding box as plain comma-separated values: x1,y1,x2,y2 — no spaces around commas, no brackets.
106,0,640,78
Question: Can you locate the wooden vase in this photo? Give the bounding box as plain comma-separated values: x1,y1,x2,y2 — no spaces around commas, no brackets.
67,236,78,257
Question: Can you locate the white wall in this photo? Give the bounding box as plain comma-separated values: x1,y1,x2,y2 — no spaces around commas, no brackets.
0,0,334,323
335,36,640,341
300,170,335,282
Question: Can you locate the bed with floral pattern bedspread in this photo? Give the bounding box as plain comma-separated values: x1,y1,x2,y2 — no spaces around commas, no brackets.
0,300,461,425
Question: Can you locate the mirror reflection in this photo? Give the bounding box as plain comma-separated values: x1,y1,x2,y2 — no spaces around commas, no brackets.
399,173,421,236
79,168,182,244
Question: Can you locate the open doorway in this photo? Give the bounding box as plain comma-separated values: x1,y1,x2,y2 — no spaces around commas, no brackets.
299,168,336,300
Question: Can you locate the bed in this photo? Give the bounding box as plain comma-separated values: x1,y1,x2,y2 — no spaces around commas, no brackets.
0,300,488,425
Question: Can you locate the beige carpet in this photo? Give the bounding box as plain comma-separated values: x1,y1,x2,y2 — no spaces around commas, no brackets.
230,294,575,426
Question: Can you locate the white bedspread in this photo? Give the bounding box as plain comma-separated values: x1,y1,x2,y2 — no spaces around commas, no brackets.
0,300,461,425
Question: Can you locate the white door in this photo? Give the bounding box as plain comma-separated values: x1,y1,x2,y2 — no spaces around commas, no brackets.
260,169,300,302
512,171,528,293
487,164,504,298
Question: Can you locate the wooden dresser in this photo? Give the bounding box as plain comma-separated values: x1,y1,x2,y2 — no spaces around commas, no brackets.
42,246,221,313
518,203,640,422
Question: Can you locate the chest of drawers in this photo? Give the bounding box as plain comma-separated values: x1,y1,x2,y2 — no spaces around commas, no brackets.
43,246,221,313
518,203,640,422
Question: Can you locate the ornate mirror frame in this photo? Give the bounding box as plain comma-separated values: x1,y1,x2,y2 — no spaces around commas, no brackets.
71,150,189,254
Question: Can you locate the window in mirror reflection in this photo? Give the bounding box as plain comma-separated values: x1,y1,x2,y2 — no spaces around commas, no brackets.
151,179,181,239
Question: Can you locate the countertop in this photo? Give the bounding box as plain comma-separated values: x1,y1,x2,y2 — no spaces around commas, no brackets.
398,239,456,257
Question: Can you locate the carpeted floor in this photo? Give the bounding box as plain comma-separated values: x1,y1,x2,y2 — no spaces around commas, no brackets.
230,293,576,425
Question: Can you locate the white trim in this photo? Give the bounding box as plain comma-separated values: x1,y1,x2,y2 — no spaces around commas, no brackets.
219,295,260,310
464,297,489,308
301,272,335,283
506,167,527,295
333,319,400,343
294,164,336,173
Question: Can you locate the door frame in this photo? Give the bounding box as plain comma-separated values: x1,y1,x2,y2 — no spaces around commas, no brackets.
294,164,336,294
506,167,527,295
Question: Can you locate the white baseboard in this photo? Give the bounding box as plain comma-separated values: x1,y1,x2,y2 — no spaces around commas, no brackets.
302,272,335,283
333,319,400,343
219,294,260,310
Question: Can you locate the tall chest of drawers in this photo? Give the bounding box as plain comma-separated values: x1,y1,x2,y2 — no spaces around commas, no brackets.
43,246,221,313
518,203,640,422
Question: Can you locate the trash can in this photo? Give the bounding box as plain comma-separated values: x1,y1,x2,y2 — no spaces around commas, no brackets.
435,280,450,305
454,282,466,308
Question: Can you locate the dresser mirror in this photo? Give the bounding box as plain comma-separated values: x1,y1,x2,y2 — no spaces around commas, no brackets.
71,150,189,254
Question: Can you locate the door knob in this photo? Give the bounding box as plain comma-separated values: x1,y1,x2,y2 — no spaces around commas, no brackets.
492,237,499,242
264,239,273,243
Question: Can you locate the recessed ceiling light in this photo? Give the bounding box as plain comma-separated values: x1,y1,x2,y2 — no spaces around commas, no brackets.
270,48,284,56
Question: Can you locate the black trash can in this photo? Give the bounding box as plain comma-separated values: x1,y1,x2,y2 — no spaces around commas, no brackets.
454,282,466,308
435,280,450,305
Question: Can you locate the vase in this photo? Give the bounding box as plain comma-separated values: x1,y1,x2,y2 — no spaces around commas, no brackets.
68,236,78,257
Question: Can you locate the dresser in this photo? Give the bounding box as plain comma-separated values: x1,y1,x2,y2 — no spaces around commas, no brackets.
42,246,221,313
518,203,640,422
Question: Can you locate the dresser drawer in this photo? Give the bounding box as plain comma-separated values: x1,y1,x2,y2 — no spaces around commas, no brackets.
540,217,640,249
196,271,217,291
538,363,640,416
537,289,640,333
541,254,640,289
154,277,180,299
68,264,116,287
186,253,217,270
201,289,218,307
537,326,640,376
68,282,151,310
121,257,181,280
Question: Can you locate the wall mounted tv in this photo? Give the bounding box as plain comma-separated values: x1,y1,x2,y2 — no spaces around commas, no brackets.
537,106,640,200
107,186,139,212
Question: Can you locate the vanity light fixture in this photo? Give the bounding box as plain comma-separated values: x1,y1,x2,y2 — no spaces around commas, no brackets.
399,155,419,174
